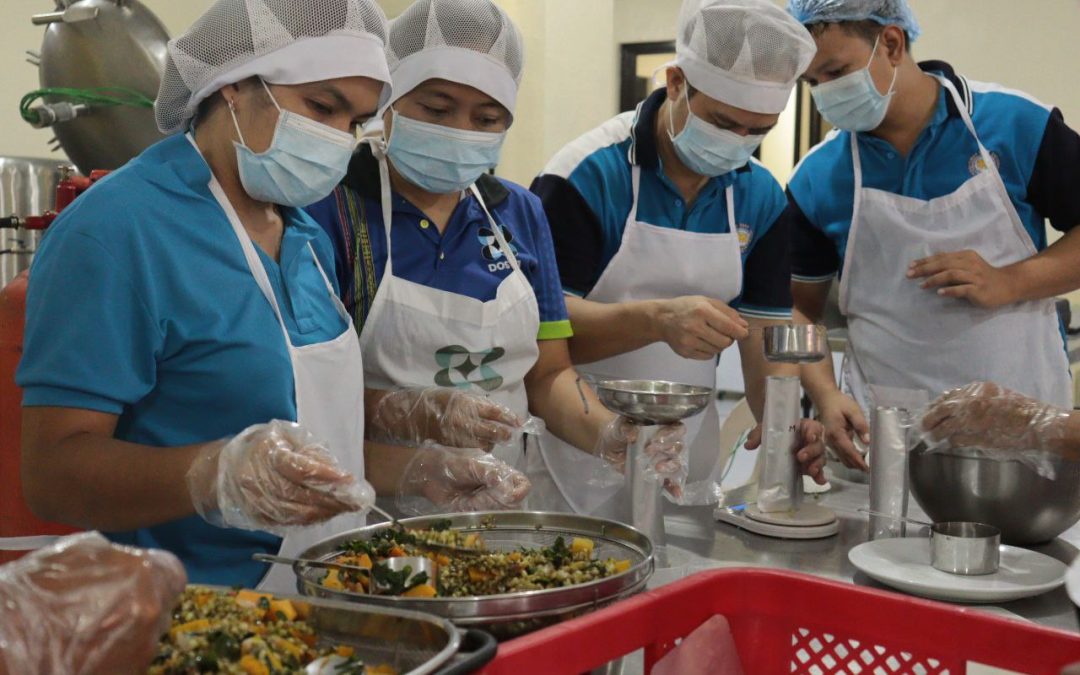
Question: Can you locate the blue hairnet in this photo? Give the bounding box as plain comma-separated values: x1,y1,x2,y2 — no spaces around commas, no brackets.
786,0,921,42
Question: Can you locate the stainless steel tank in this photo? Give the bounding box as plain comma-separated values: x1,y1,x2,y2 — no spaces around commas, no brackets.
0,158,70,286
33,0,169,174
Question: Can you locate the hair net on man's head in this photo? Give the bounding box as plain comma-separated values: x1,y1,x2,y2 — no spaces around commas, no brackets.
676,0,817,115
786,0,921,42
155,0,392,134
386,0,524,120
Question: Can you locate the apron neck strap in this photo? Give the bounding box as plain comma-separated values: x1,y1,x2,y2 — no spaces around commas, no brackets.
934,74,999,180
724,182,736,238
367,138,396,278
628,165,642,223
468,182,523,272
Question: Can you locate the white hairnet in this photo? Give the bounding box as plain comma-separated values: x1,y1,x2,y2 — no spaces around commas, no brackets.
787,0,920,41
386,0,524,119
155,0,392,134
676,0,817,115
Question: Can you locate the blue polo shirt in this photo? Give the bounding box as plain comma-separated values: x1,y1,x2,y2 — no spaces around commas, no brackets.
530,87,793,319
17,133,348,588
787,61,1080,281
306,147,572,340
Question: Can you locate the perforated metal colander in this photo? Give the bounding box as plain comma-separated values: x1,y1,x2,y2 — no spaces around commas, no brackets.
294,511,654,640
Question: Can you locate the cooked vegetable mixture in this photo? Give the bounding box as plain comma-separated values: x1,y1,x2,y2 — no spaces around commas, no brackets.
149,587,396,675
322,522,632,597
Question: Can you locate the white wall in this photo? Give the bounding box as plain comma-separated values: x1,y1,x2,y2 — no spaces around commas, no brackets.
3,0,1080,186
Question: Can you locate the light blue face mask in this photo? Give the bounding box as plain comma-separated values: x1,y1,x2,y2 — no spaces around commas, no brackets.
810,37,898,132
668,87,763,178
231,79,356,207
386,109,506,194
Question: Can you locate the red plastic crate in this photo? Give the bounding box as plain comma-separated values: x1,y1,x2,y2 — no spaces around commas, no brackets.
481,568,1080,674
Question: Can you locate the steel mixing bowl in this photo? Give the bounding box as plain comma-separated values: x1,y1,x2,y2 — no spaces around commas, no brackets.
762,324,829,363
594,379,714,425
909,444,1080,545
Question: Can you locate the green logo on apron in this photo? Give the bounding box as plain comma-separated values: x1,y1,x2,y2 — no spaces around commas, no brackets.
434,346,505,392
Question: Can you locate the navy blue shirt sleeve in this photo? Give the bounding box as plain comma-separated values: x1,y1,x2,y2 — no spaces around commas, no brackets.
734,166,794,317
1028,108,1080,233
785,189,840,282
530,173,606,297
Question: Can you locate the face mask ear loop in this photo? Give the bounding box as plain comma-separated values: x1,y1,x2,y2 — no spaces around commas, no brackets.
227,98,248,149
258,77,283,113
867,34,899,97
669,83,692,142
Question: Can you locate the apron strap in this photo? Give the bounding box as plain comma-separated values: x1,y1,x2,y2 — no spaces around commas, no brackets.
468,183,523,274
724,183,736,237
367,138,397,279
628,165,642,224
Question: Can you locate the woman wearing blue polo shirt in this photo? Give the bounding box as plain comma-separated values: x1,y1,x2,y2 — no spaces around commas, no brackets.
785,0,1080,469
307,0,688,515
15,0,527,591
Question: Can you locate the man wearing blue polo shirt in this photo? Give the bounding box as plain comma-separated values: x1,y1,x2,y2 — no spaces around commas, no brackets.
532,0,830,508
785,0,1080,468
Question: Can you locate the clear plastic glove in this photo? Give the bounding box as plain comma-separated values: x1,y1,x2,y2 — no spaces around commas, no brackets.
187,420,375,535
0,532,186,675
397,442,531,515
919,382,1071,478
592,418,687,498
745,419,829,485
369,387,523,451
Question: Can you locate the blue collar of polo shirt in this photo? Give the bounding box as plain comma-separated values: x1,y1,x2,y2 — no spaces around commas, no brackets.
342,144,511,210
629,87,752,179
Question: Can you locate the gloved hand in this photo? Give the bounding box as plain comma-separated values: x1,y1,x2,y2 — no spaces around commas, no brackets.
815,390,870,471
187,420,375,534
397,442,531,515
921,381,1074,456
594,418,687,498
0,532,186,675
745,418,828,485
369,387,523,450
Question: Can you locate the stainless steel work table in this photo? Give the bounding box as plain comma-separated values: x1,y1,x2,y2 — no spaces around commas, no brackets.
652,474,1080,632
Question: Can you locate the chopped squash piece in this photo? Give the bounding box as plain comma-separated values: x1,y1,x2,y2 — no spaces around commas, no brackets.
571,537,595,556
508,551,523,562
239,655,269,675
369,665,398,674
169,618,211,639
467,568,489,583
269,599,297,621
235,590,273,608
273,637,304,658
463,533,480,549
402,584,437,598
356,553,373,568
323,570,344,590
613,559,631,573
388,546,406,557
293,601,312,620
336,646,356,658
436,554,451,566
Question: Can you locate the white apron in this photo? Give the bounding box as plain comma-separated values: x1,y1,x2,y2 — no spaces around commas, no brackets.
202,153,367,593
839,76,1072,414
540,165,744,516
358,150,541,478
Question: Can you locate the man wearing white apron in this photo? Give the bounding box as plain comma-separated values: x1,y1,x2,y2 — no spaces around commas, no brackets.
307,0,689,518
785,1,1080,468
532,0,829,515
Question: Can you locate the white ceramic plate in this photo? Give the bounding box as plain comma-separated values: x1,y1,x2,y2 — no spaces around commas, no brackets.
848,538,1066,604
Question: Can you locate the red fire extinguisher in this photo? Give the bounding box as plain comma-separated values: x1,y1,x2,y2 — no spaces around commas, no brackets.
0,170,107,563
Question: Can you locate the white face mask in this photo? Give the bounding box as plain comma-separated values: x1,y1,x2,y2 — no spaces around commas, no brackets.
810,36,898,133
668,86,764,178
230,79,356,207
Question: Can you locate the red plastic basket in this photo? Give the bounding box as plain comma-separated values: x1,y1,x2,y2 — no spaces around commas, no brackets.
480,568,1080,674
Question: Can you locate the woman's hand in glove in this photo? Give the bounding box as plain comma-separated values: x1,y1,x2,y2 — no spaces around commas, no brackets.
398,443,531,514
0,532,186,675
187,420,375,533
369,387,523,450
922,382,1075,457
594,418,687,498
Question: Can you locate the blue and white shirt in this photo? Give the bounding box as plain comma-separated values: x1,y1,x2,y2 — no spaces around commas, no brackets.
306,147,572,341
531,88,794,319
786,61,1080,282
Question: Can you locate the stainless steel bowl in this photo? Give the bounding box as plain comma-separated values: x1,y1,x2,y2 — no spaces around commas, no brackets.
594,379,713,425
909,444,1080,545
294,511,654,640
762,324,829,363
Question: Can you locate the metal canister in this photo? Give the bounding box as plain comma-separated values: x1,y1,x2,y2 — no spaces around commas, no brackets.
756,376,802,513
869,406,910,540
